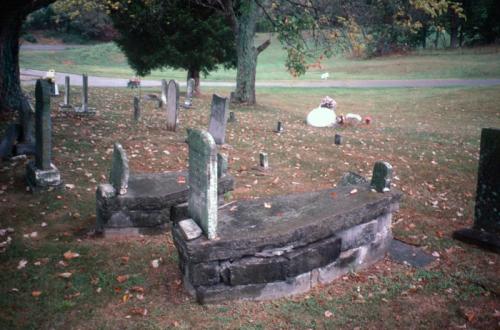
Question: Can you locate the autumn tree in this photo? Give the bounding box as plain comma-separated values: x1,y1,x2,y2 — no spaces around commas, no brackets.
0,0,56,114
106,0,236,95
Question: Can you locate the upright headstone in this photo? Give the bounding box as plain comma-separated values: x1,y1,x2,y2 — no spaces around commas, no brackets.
59,76,73,110
109,142,129,195
275,121,284,133
76,74,95,114
454,128,500,253
259,152,269,170
217,153,228,178
159,79,168,108
26,79,62,191
184,78,195,108
208,94,229,145
166,80,179,131
187,129,218,240
335,134,342,145
371,161,392,192
133,96,140,122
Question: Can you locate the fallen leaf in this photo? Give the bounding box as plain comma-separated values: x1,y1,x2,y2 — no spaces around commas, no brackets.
264,202,272,209
58,272,73,279
177,176,186,184
120,256,129,264
122,293,130,303
17,259,28,270
116,275,129,283
330,192,337,198
350,189,358,195
131,286,145,294
31,291,42,297
129,307,148,316
324,310,333,318
63,251,80,260
151,259,160,268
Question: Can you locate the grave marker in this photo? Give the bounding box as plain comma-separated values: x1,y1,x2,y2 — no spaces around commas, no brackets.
26,79,61,190
109,143,129,195
275,121,284,133
208,94,229,145
184,78,195,108
76,74,95,114
187,129,218,240
260,152,269,170
166,80,179,131
160,79,168,108
59,76,73,110
371,161,392,192
217,153,228,178
133,96,140,122
228,112,236,123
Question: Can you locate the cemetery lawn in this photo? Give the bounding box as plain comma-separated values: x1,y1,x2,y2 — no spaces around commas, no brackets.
1,85,499,329
20,35,500,81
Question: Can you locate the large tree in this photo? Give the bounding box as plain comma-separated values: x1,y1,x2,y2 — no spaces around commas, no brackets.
0,0,56,114
107,0,236,94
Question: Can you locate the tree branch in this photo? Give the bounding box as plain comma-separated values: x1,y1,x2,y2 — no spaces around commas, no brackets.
256,39,271,54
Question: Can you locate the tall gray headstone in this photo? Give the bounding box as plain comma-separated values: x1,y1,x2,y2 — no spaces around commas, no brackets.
59,76,72,110
259,152,269,170
371,161,392,192
184,78,195,108
187,129,218,240
208,94,229,145
166,80,179,131
26,79,61,191
109,142,129,195
217,153,228,178
133,96,140,122
76,74,95,114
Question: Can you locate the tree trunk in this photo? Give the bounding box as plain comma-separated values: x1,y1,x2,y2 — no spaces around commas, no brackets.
234,0,259,105
449,9,459,48
421,25,428,49
0,16,25,114
187,68,201,96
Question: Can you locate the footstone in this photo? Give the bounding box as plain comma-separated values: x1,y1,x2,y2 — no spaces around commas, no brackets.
26,79,61,191
133,96,140,121
187,129,218,239
166,80,179,131
0,124,20,159
387,239,436,268
208,95,229,145
371,161,392,192
179,219,203,241
109,143,129,195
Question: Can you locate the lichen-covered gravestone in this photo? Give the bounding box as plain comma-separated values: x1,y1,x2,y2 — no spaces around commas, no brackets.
184,78,195,108
75,74,95,115
160,79,168,108
187,129,218,239
25,79,62,191
109,143,129,195
208,94,229,145
166,80,179,131
371,161,392,192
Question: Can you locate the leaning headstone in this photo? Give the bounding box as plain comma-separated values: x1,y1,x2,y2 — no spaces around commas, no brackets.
187,129,218,240
75,74,96,115
25,79,62,191
159,79,168,108
371,161,392,193
133,96,140,122
109,142,129,195
208,94,229,145
166,80,179,131
454,128,500,253
184,78,195,108
59,76,73,110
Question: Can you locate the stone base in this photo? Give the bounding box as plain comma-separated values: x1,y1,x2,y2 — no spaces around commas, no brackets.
96,171,234,234
453,228,500,254
74,106,96,116
26,161,62,192
59,104,74,111
172,184,401,303
15,143,35,156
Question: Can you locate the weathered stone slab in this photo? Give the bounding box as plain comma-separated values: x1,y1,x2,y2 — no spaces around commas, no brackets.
188,262,220,286
208,94,229,145
339,171,368,187
179,219,202,241
184,78,195,108
336,219,377,251
109,143,129,195
174,184,402,263
217,153,228,178
371,161,392,192
387,239,437,267
474,128,500,233
187,129,218,239
166,80,179,131
160,79,168,108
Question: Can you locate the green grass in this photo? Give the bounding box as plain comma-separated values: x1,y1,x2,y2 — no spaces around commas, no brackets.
20,34,500,81
1,85,499,328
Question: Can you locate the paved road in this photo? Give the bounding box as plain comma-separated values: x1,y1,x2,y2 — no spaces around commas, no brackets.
20,44,85,51
20,68,500,89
